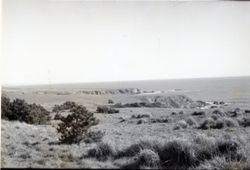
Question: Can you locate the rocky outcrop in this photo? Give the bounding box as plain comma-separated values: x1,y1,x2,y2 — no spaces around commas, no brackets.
33,88,151,95
113,95,208,108
75,88,145,95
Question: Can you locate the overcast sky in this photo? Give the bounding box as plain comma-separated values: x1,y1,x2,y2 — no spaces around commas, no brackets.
2,0,250,86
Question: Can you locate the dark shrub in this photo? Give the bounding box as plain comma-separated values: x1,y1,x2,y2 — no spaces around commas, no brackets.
192,111,205,116
57,105,99,144
1,96,50,124
137,119,147,124
108,99,114,104
52,101,78,113
1,96,12,120
54,113,64,120
27,103,51,124
245,110,250,114
96,106,119,114
8,98,30,121
86,142,115,161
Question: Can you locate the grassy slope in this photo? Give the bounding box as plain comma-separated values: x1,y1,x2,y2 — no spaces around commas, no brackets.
1,91,250,168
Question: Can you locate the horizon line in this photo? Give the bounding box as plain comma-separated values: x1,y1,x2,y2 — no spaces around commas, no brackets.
2,75,250,88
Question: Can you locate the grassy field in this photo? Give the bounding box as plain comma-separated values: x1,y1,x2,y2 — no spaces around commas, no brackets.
1,89,250,169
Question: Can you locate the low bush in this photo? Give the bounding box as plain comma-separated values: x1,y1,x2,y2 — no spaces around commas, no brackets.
52,101,78,113
54,113,64,120
96,106,119,114
108,99,114,104
57,105,99,144
1,96,50,124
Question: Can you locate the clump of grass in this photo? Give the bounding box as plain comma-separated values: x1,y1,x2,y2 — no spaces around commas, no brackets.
198,117,239,130
222,117,239,128
158,138,197,169
212,109,227,117
173,120,188,130
86,142,115,161
86,135,246,169
96,106,119,114
238,117,250,127
115,140,162,158
83,130,105,144
121,149,160,169
185,117,198,126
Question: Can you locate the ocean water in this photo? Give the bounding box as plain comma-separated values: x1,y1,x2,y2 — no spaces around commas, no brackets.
4,76,250,108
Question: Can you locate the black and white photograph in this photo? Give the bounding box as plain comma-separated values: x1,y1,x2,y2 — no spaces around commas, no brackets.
1,0,250,169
